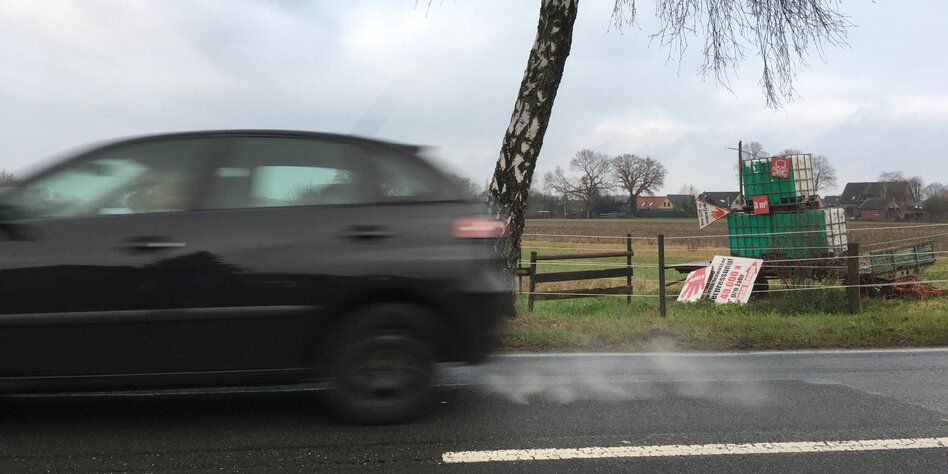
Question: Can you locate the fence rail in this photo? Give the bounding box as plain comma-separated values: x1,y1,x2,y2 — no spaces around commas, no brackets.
526,234,634,311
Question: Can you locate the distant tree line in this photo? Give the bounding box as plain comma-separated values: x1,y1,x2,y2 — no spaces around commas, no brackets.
527,149,668,218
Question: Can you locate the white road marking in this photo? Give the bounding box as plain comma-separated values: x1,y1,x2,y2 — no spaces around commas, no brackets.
442,437,948,463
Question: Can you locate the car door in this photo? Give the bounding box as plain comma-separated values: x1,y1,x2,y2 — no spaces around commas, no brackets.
180,134,393,372
0,136,258,380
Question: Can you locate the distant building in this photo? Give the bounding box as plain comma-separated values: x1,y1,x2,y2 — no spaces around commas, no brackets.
839,181,915,220
666,194,694,210
635,196,676,211
822,195,841,207
857,198,902,221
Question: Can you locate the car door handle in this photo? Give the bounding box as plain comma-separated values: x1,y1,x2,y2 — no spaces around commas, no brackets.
342,225,396,241
120,237,187,252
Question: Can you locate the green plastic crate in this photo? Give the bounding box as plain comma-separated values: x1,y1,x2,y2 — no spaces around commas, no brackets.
740,155,816,205
727,212,773,258
772,210,829,259
728,208,848,259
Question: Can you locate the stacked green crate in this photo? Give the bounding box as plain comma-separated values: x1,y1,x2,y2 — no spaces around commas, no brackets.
771,210,829,259
729,209,847,259
740,155,816,205
727,212,773,258
741,159,795,205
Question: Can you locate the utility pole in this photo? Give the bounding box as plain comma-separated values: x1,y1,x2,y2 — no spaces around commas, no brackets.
737,140,743,200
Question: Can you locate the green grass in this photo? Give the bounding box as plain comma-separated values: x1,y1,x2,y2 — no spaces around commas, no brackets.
510,229,948,352
503,295,948,352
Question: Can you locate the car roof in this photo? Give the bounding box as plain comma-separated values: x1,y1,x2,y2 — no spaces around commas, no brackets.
104,130,424,154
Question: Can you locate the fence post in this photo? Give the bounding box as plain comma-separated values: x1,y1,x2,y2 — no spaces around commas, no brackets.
626,234,632,305
528,251,538,312
846,242,860,314
658,234,667,317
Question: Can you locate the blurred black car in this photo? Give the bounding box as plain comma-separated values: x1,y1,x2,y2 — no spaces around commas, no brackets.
0,130,513,424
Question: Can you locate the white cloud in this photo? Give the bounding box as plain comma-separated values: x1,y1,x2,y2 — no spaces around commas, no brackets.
590,109,705,150
0,0,945,192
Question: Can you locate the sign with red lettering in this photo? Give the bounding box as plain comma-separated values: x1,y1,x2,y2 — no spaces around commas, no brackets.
706,256,763,304
677,266,710,302
752,195,770,214
696,198,731,230
770,156,791,178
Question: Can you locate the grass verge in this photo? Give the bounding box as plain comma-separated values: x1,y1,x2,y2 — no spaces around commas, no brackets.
502,293,948,352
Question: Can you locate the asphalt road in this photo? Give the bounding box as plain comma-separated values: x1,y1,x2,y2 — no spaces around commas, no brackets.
1,348,946,472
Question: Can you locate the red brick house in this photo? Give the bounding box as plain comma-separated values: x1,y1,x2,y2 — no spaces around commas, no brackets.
857,198,902,221
839,181,914,220
636,196,675,211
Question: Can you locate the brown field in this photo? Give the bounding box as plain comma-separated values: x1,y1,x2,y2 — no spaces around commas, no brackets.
519,217,948,294
524,217,948,251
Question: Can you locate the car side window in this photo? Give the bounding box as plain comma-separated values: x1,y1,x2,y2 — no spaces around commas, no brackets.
368,151,451,201
204,137,371,209
4,139,208,219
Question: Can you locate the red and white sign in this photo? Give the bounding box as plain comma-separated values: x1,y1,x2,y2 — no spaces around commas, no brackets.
696,198,731,230
752,195,770,215
770,156,791,178
677,266,710,302
706,256,763,304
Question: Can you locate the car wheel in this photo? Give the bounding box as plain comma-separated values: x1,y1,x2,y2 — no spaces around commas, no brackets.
328,303,435,424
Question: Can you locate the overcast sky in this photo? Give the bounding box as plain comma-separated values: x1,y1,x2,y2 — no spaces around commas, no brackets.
1,0,946,194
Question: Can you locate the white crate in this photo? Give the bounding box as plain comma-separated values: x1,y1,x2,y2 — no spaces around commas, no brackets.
822,208,848,254
789,154,816,199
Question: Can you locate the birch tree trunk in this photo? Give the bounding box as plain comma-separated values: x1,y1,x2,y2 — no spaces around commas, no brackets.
487,0,579,269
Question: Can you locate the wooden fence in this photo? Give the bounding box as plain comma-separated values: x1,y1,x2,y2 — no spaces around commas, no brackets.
525,234,634,311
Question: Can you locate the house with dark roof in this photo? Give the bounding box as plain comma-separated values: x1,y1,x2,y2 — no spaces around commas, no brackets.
666,194,694,210
838,181,915,220
857,197,902,221
822,195,840,207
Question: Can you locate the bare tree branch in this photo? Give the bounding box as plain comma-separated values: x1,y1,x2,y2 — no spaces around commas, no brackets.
544,149,613,218
907,176,925,202
879,170,905,182
611,154,667,207
0,170,15,186
612,0,850,107
811,154,837,193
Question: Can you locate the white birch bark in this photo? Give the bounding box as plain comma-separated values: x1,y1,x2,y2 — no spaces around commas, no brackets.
487,0,579,268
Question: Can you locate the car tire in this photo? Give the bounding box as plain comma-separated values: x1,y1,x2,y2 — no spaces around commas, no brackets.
327,303,436,425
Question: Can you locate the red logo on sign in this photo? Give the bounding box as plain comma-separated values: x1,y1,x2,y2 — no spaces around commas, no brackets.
753,195,770,214
770,157,791,178
677,266,709,302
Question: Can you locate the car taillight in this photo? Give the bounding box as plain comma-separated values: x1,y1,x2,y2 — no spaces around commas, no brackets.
452,216,505,239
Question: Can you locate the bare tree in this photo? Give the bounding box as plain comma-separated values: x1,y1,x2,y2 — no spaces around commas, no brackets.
811,155,837,193
879,171,905,182
743,142,768,159
0,170,15,186
612,154,667,211
778,148,803,156
677,184,698,197
543,150,613,218
478,0,850,267
907,176,925,202
922,182,946,201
